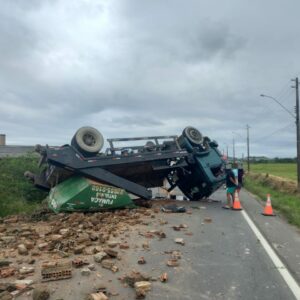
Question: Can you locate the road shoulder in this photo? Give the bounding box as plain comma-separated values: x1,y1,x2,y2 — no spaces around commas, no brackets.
241,188,300,284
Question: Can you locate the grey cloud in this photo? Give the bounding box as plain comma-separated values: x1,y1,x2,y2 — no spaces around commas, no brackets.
0,11,37,63
0,0,299,158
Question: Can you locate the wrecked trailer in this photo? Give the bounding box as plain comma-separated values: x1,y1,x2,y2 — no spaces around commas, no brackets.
25,126,226,212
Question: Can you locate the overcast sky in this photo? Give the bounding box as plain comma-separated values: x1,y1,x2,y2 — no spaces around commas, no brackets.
1,0,299,158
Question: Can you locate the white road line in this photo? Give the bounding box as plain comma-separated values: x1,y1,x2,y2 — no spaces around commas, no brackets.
241,210,300,300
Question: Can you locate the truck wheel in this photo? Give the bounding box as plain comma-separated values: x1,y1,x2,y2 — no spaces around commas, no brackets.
183,127,203,145
71,127,104,155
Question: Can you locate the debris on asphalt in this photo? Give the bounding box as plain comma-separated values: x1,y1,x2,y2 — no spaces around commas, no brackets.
0,202,195,299
0,290,13,300
166,259,179,267
172,226,181,231
174,238,185,245
104,248,118,258
19,266,34,275
121,271,150,287
159,272,168,282
41,260,72,281
171,250,181,260
0,279,34,299
72,257,89,268
94,252,108,263
17,244,29,256
190,206,200,209
107,241,119,248
87,292,108,300
138,257,146,264
204,217,212,223
134,281,152,299
88,264,96,271
119,243,130,249
81,268,91,276
0,260,11,268
161,204,186,213
0,267,16,278
32,285,50,300
142,241,150,250
185,232,193,236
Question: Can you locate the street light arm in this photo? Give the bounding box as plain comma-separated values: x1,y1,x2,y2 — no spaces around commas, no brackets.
260,94,296,119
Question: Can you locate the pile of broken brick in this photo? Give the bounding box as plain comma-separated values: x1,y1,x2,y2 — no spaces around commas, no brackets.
0,206,189,299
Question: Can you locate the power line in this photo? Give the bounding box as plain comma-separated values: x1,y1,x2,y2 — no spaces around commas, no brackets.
274,81,292,102
252,122,294,143
277,88,294,106
253,82,295,125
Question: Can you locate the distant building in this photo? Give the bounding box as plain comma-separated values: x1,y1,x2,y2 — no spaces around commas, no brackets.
249,156,271,162
0,145,35,158
0,133,35,157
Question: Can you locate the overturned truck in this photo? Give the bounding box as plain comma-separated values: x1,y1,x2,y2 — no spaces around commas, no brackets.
25,126,226,212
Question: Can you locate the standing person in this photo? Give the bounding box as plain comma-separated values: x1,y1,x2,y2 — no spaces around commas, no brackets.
223,168,238,209
238,164,244,187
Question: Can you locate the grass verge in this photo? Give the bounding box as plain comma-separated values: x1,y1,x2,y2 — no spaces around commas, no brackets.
244,174,300,228
0,155,47,217
250,163,296,181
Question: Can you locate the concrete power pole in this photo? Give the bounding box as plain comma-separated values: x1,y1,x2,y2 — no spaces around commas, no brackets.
246,124,250,172
232,137,235,163
292,77,300,191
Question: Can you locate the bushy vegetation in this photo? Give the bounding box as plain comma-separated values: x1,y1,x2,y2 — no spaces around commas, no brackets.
0,155,47,217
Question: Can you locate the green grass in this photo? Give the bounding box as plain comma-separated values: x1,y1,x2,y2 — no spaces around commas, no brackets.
250,163,297,181
0,155,47,217
244,175,300,227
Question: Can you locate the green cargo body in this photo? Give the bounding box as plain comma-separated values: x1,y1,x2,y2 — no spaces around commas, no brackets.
48,176,136,213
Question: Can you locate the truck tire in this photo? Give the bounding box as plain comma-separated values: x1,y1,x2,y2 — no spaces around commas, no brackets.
183,127,203,146
71,127,104,155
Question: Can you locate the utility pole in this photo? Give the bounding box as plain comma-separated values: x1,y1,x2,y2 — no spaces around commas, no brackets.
292,77,300,191
233,137,235,163
246,124,250,172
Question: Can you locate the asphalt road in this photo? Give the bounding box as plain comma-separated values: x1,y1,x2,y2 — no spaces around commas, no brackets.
14,188,299,300
132,189,298,300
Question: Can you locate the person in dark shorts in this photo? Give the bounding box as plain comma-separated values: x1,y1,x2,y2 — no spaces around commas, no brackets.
223,168,238,209
238,166,244,187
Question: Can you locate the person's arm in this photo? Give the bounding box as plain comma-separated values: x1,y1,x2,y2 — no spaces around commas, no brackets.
230,176,237,186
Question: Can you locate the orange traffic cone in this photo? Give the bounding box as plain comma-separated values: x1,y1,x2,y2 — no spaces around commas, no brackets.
232,190,242,211
262,194,275,216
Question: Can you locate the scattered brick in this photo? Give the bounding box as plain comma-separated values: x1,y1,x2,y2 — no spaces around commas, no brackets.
17,244,28,256
119,243,129,249
0,267,16,278
94,252,108,263
81,268,91,276
104,248,118,258
134,281,151,299
41,260,72,282
159,272,168,282
204,217,212,223
174,238,185,245
32,286,50,300
87,292,108,300
166,259,179,267
138,257,146,265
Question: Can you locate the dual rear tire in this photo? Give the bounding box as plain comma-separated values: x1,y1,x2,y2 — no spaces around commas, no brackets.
71,127,104,156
